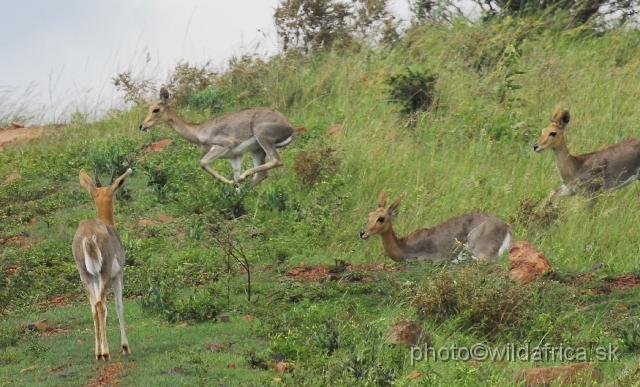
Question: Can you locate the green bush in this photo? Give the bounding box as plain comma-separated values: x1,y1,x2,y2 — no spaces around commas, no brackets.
187,87,229,113
141,283,222,323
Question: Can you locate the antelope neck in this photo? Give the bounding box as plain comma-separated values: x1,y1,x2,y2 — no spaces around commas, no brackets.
167,108,203,144
379,228,406,262
552,136,578,183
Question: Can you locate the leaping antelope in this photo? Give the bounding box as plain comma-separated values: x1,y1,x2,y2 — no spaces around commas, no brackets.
359,190,511,262
534,107,640,207
72,167,132,361
140,85,295,189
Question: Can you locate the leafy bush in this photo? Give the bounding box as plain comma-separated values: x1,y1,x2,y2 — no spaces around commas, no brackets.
386,68,437,115
186,87,229,113
141,283,222,323
167,62,217,106
87,138,139,177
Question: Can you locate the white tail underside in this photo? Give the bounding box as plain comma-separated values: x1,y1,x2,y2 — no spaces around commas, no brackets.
498,231,511,257
83,236,103,276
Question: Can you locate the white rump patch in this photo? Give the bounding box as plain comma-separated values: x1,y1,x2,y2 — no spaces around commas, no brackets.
83,236,103,276
112,257,121,276
498,231,511,257
276,135,293,147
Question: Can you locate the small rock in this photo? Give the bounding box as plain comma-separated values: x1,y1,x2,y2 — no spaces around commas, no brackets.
507,241,553,284
242,315,254,322
589,262,603,272
250,227,272,238
58,369,74,377
619,305,629,311
138,219,154,226
227,364,236,369
270,354,286,363
512,362,603,387
408,370,421,379
77,339,84,344
327,125,343,137
220,315,230,323
175,322,189,327
11,122,25,129
294,126,307,135
27,319,48,331
275,362,287,372
386,320,428,346
4,172,22,184
27,218,36,227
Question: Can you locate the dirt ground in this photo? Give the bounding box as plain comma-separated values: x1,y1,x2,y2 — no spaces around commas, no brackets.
0,126,46,151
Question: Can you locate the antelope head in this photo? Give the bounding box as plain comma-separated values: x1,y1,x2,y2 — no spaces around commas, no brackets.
359,190,405,240
79,167,133,226
533,107,570,152
139,85,170,132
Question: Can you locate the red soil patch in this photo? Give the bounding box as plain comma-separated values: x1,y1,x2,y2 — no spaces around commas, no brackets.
283,262,397,282
87,361,137,387
568,273,640,294
0,126,55,152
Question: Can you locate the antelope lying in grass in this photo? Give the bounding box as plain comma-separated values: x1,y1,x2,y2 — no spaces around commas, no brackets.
359,190,511,262
534,107,640,207
140,85,295,189
72,167,132,361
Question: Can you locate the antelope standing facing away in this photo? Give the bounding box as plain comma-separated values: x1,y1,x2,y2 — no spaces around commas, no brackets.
140,85,295,189
359,190,511,262
534,107,640,207
72,168,133,361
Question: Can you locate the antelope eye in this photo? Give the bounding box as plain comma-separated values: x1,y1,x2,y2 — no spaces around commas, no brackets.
549,132,557,137
377,217,385,223
152,108,160,114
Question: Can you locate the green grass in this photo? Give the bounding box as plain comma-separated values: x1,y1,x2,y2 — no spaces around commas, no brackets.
3,17,640,386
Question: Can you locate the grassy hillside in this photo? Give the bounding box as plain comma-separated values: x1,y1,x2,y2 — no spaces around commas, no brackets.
3,18,640,386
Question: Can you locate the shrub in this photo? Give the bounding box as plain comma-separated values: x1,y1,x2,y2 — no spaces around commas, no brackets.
141,283,222,323
407,263,569,339
186,87,229,113
293,147,340,186
167,62,217,106
386,68,437,115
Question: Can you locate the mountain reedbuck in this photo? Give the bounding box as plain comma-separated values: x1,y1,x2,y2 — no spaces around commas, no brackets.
140,85,295,189
72,168,132,361
359,190,511,262
534,107,640,207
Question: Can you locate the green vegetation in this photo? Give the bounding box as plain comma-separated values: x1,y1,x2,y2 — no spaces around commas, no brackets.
4,7,640,386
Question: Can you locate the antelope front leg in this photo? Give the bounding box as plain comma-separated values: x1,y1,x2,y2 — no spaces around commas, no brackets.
200,146,234,185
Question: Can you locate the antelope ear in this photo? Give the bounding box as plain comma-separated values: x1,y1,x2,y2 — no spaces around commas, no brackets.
377,189,388,208
551,107,570,129
79,169,95,193
388,193,406,216
160,84,169,107
110,168,133,193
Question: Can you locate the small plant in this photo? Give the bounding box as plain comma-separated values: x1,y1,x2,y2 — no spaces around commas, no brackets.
293,147,340,187
509,197,561,237
386,68,437,115
112,71,154,104
141,283,221,323
88,138,139,177
141,162,176,203
167,61,217,106
264,186,288,212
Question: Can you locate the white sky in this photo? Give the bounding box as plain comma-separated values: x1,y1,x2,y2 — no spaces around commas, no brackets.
1,0,410,124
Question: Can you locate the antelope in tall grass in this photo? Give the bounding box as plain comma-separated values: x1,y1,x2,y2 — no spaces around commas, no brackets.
359,190,511,262
72,167,132,361
140,85,295,189
534,107,640,207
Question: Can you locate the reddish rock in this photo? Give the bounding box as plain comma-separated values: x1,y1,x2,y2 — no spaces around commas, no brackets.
138,219,154,226
242,315,254,322
146,139,172,153
158,215,173,222
275,362,288,372
386,320,427,346
4,172,22,183
508,241,553,284
327,125,343,137
294,126,307,135
512,362,603,387
27,218,36,227
11,122,25,129
27,319,48,331
408,370,422,379
227,364,236,369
